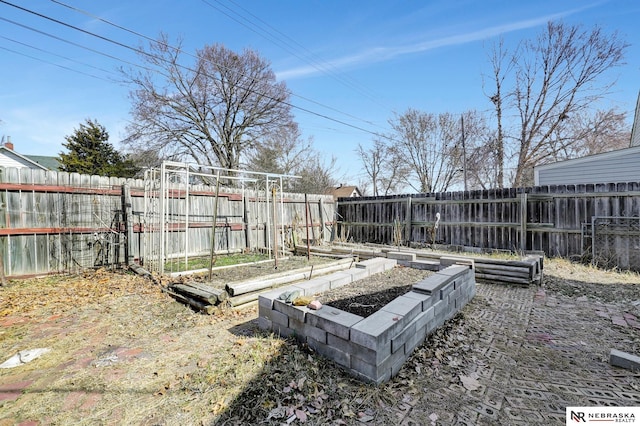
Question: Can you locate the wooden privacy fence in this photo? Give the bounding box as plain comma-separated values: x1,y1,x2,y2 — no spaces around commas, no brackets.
336,182,640,271
0,166,335,278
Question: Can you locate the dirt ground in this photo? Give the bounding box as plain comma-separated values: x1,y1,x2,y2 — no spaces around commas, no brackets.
1,255,639,425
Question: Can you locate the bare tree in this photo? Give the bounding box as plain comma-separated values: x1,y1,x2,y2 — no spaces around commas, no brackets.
457,110,497,190
548,109,630,160
488,21,628,187
387,109,467,193
244,122,313,176
290,155,339,195
122,34,294,171
356,139,409,196
244,122,339,194
485,39,512,188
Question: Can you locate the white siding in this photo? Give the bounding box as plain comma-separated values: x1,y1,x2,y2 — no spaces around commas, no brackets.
632,91,640,147
534,146,640,185
0,150,48,170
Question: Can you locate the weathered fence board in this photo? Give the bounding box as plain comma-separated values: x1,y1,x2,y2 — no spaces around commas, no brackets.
337,183,640,271
0,167,336,277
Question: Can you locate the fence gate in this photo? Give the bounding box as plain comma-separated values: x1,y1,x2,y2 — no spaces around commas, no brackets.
587,216,640,271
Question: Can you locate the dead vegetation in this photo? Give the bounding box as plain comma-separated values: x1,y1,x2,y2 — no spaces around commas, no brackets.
0,256,639,425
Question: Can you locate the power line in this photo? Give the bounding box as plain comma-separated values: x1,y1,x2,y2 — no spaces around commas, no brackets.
0,44,110,81
0,0,398,145
0,16,151,72
10,0,391,137
204,0,386,110
0,34,117,77
41,0,390,133
46,0,388,131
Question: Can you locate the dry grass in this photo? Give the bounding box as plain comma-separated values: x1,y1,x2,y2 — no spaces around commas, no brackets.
0,257,638,425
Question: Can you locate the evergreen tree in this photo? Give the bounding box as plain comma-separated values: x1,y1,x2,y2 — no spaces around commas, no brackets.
59,119,140,178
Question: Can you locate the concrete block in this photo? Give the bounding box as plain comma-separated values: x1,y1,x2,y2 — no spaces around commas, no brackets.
355,258,386,274
297,277,331,296
391,350,408,378
306,307,363,340
348,366,391,385
403,290,435,311
304,323,328,344
412,273,450,295
350,354,388,381
327,333,360,355
410,306,435,331
258,304,272,319
273,324,295,338
350,310,405,350
405,325,427,355
288,318,307,342
343,268,369,282
257,315,272,330
610,349,640,371
381,258,398,270
410,260,440,271
270,309,289,328
273,299,308,324
433,300,448,324
391,320,416,353
439,256,475,270
349,341,391,365
258,290,279,310
387,251,416,262
447,286,462,304
440,281,456,300
307,336,350,368
327,272,353,288
437,265,471,280
381,294,423,326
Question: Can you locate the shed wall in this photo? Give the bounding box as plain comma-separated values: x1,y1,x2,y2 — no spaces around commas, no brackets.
535,147,640,186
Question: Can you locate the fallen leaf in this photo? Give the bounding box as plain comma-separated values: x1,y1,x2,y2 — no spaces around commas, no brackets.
297,376,306,390
295,409,308,423
459,374,481,391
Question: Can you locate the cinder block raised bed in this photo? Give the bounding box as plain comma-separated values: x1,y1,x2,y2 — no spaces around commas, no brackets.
258,259,476,384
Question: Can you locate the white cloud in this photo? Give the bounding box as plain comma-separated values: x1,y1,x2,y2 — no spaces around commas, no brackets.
276,4,599,80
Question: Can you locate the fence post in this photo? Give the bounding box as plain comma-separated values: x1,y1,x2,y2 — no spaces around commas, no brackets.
122,184,134,266
405,196,413,246
520,192,527,253
319,197,325,242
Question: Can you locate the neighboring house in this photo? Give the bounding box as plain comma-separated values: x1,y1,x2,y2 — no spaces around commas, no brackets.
0,140,60,170
631,90,640,148
331,184,362,199
534,145,640,185
534,92,640,186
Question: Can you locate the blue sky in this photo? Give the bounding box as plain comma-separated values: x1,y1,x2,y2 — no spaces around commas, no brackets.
1,0,638,183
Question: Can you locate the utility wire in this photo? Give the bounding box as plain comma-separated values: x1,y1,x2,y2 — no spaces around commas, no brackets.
0,44,110,81
1,0,394,141
0,16,152,73
204,0,386,111
47,0,388,131
0,34,117,77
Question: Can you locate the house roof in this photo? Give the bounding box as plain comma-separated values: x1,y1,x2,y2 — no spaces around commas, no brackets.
24,155,60,170
331,185,361,199
0,145,50,170
534,144,640,172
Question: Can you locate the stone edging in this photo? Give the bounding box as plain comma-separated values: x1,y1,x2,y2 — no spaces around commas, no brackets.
258,258,476,384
